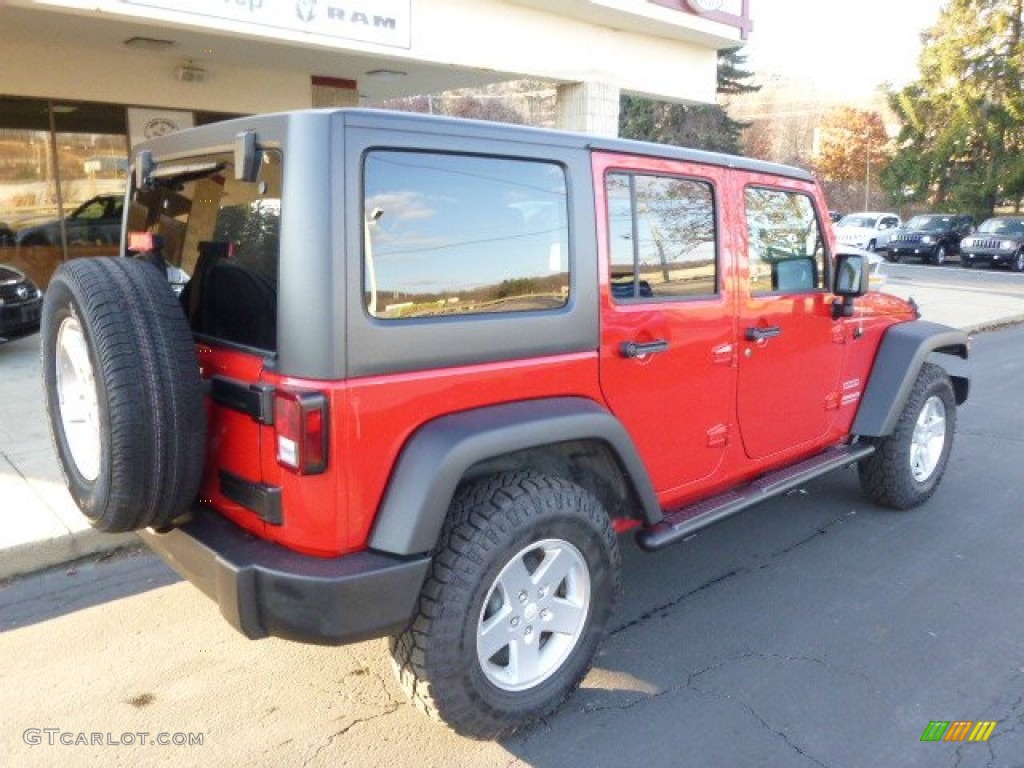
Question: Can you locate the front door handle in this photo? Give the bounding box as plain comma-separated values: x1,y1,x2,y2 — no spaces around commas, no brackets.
745,326,782,342
620,339,669,358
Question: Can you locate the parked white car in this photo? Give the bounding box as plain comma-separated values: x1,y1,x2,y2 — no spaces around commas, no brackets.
834,212,901,252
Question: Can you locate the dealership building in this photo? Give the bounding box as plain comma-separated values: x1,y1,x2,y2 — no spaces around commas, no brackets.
0,0,751,285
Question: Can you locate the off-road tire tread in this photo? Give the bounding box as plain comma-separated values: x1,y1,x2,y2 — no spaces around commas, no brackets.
389,470,619,740
858,362,955,510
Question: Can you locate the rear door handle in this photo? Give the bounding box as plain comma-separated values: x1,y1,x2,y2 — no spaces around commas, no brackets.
620,339,670,358
745,326,782,342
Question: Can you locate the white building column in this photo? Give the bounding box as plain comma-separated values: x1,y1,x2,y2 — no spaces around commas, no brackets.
556,81,621,137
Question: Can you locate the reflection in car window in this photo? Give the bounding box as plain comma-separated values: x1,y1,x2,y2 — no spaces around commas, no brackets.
978,218,1024,236
606,172,717,301
128,150,282,352
837,215,878,228
745,188,826,294
363,151,570,320
905,215,952,231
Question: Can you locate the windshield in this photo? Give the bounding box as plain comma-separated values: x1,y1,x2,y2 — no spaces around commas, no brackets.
837,215,878,229
978,218,1024,236
906,215,952,232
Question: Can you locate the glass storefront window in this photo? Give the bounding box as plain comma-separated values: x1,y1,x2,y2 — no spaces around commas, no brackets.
0,97,128,287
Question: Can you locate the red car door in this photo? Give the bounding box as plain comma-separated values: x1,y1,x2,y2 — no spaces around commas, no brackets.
595,153,736,499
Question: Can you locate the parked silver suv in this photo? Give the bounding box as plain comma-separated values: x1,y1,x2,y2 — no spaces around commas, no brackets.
834,212,901,252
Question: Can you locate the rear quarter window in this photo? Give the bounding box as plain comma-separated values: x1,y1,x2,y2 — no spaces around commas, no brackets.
362,150,570,320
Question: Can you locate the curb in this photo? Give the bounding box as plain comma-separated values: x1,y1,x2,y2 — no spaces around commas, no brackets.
0,530,139,583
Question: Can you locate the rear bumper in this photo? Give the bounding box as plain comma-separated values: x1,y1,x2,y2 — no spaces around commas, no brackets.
138,509,430,645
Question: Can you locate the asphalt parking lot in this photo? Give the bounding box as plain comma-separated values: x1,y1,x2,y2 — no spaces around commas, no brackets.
1,273,1023,767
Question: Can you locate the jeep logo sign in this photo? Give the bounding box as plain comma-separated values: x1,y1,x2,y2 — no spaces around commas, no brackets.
119,0,411,49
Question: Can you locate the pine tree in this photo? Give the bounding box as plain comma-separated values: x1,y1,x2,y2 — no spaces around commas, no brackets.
619,48,759,154
883,0,1024,217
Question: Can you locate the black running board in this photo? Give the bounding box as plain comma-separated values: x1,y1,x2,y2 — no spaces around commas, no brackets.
635,443,876,552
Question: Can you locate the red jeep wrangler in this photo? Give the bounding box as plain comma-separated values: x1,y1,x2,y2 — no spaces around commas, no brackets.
41,110,968,739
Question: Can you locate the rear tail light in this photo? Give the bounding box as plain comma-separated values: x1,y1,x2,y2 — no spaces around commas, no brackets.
274,390,328,474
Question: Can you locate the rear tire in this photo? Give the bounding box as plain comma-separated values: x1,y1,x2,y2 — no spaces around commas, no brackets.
858,363,956,510
41,257,206,532
390,471,620,739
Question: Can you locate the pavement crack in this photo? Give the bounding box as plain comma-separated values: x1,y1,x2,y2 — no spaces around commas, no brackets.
609,568,746,637
301,704,401,767
736,699,831,768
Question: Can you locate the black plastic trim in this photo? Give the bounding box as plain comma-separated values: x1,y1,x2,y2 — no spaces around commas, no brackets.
852,320,969,437
220,470,283,525
138,509,430,645
368,397,661,555
210,376,275,424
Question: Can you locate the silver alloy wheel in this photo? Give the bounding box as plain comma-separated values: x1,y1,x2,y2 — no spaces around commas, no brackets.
910,395,946,483
935,246,946,265
55,315,101,481
476,538,591,692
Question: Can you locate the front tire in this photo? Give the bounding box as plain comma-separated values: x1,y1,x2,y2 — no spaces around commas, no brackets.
858,363,956,510
1012,250,1024,272
932,245,947,265
390,471,620,739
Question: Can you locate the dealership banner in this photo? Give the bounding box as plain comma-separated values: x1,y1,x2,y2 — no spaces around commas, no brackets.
119,0,411,48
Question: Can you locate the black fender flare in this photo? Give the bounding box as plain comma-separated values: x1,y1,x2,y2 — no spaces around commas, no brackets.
368,397,661,556
852,320,969,437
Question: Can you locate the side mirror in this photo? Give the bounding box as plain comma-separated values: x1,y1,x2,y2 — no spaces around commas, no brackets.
832,252,869,318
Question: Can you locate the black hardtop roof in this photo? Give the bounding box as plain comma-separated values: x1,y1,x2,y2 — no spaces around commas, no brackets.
339,108,815,182
139,107,814,184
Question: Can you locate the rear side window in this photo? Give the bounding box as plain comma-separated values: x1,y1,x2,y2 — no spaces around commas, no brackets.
128,150,282,352
606,172,717,300
362,151,570,319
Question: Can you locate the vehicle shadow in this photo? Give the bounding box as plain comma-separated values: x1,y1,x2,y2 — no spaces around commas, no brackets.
0,546,179,633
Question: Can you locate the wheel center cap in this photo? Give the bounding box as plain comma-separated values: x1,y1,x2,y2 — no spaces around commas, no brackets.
524,603,539,621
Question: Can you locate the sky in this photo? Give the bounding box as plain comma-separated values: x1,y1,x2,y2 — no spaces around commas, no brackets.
743,0,947,98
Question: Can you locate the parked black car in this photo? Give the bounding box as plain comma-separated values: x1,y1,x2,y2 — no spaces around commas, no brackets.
886,214,975,265
15,194,124,247
959,216,1024,271
0,264,43,342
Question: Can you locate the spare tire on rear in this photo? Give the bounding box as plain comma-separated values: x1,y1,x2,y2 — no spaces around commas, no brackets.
42,257,206,532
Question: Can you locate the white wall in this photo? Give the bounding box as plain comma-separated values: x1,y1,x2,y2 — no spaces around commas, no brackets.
0,40,312,114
